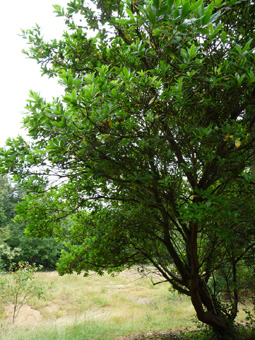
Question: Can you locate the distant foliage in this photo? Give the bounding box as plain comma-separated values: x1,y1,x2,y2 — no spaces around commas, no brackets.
6,223,64,271
0,244,21,272
0,175,63,271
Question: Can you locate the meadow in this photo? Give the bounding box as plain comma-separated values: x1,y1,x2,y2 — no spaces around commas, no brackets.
0,268,251,340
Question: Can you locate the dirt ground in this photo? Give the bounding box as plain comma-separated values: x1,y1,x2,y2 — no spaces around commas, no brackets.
4,304,42,326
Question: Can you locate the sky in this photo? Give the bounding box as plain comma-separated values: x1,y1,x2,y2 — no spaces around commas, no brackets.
0,0,71,147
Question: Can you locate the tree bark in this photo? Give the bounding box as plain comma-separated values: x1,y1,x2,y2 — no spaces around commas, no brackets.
188,223,229,334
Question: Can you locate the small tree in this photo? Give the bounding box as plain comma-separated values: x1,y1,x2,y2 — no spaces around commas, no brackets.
0,263,48,324
0,0,255,337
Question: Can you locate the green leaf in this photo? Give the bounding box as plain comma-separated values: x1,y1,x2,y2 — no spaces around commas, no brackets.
146,8,156,25
181,1,191,19
247,70,255,83
221,30,226,42
52,4,65,17
242,39,253,53
202,2,214,25
115,18,131,25
190,0,203,12
71,89,77,100
207,10,221,25
180,48,188,61
126,8,136,23
157,5,170,16
152,0,160,9
215,0,223,6
188,44,197,59
167,0,174,7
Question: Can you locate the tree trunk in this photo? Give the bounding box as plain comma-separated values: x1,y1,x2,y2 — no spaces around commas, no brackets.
188,223,230,336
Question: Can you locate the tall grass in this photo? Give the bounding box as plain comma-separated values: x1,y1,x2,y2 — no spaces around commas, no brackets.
0,268,250,339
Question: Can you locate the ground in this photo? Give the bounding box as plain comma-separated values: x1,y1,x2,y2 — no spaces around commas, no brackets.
115,330,186,339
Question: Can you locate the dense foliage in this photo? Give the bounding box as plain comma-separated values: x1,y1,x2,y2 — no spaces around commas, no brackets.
0,176,20,270
0,176,63,270
0,176,18,243
5,223,63,271
1,0,255,336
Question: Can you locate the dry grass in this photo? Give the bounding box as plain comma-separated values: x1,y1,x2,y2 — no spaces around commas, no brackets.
35,268,194,327
0,268,252,340
0,268,194,339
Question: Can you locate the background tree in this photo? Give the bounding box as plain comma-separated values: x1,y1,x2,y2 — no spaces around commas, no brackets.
0,176,22,270
0,176,18,243
5,223,64,271
1,0,255,337
0,175,63,270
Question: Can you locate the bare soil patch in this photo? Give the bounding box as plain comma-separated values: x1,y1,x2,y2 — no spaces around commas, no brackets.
4,304,42,325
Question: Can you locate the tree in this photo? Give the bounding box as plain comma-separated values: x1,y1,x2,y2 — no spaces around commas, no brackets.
0,176,63,270
0,175,18,244
0,0,255,336
6,222,64,271
0,176,21,270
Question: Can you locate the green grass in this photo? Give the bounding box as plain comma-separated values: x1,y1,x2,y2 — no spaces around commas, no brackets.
0,268,253,340
1,320,141,340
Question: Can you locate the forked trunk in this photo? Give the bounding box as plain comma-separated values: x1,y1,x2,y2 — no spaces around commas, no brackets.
189,280,235,339
188,223,232,337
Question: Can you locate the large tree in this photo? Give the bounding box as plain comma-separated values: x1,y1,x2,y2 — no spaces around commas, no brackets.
1,0,255,336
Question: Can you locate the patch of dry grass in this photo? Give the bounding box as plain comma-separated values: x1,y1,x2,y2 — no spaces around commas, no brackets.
0,268,194,339
32,268,194,328
0,268,252,340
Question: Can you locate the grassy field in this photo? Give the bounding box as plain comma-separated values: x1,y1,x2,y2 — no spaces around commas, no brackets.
0,268,251,340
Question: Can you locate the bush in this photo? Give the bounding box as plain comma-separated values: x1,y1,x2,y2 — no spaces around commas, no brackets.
0,243,21,272
5,223,64,270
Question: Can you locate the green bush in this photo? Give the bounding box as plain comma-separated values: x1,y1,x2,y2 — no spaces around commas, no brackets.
5,223,64,270
0,243,21,272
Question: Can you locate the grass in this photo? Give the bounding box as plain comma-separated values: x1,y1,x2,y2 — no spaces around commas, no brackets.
0,268,253,340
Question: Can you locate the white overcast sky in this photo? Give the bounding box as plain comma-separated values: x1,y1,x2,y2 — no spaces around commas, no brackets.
0,0,71,147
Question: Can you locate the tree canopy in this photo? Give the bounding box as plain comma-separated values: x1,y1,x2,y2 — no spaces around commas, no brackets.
1,0,255,336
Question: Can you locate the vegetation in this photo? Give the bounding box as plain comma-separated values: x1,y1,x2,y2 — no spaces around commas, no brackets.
0,269,194,339
0,175,23,271
0,0,255,337
0,269,254,340
0,263,50,324
0,176,18,245
0,175,63,271
5,222,63,271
